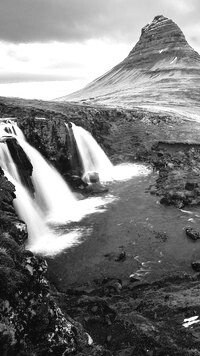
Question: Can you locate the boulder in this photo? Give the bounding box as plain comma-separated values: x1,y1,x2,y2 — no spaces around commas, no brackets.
191,261,200,272
185,181,199,191
82,171,100,184
185,227,200,241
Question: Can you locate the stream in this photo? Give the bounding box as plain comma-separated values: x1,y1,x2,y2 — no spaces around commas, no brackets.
47,168,200,291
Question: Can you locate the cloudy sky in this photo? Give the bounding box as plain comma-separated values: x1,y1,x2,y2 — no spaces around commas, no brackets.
0,0,200,100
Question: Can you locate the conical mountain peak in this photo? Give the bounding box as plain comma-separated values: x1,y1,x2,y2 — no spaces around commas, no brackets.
126,15,198,68
57,16,200,113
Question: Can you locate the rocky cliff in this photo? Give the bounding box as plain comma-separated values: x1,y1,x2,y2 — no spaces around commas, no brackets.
58,15,200,115
0,168,111,355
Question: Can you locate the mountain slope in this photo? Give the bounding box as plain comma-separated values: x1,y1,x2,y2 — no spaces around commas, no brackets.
57,15,200,113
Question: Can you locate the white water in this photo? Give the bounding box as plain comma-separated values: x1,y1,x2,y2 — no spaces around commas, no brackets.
70,123,151,182
70,123,114,181
4,170,81,255
0,141,20,181
16,137,79,222
0,121,117,255
0,120,151,256
4,171,51,246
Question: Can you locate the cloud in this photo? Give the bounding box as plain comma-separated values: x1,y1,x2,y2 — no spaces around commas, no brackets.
0,72,83,84
0,0,200,45
0,40,130,84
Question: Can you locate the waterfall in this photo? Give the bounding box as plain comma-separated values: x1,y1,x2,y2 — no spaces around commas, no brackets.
4,171,50,246
15,137,78,222
0,121,84,254
4,170,81,255
70,122,151,182
0,140,21,181
0,121,79,222
0,120,115,255
0,119,150,256
69,123,114,182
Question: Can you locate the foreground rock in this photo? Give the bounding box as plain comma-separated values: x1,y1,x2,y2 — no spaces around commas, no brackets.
0,168,109,355
185,227,200,241
54,273,200,356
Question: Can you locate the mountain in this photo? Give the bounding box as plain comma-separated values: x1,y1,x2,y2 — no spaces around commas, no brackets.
57,15,200,114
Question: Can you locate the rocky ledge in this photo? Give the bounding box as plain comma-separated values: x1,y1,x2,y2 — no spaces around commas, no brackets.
149,142,200,209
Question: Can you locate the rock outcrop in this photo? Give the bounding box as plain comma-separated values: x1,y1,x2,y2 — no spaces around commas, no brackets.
5,137,34,194
58,15,200,114
149,142,200,208
0,168,109,355
56,273,200,356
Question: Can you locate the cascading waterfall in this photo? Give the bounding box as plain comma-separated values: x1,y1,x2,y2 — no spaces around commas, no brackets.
0,120,114,255
0,119,150,255
69,123,114,182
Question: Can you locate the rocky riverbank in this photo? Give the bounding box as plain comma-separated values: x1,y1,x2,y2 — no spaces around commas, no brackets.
0,168,110,355
52,272,200,356
149,142,200,209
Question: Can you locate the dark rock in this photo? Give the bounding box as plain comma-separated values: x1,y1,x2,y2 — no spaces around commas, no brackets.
191,261,200,272
0,267,26,298
185,227,200,241
86,183,109,195
0,252,15,268
114,251,126,262
0,169,104,355
6,137,34,195
185,181,199,190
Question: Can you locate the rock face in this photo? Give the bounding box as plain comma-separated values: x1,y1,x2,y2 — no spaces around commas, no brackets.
58,15,200,113
149,142,200,208
5,137,34,194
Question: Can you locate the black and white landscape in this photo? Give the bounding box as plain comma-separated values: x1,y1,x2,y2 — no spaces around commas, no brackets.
1,2,200,356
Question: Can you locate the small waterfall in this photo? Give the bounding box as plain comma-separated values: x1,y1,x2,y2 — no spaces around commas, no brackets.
70,122,152,182
0,120,25,139
0,140,21,182
69,123,114,182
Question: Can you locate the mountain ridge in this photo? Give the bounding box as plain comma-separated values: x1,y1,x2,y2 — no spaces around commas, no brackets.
56,15,200,114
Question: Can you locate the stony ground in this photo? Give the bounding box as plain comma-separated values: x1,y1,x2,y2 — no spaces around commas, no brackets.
53,272,200,356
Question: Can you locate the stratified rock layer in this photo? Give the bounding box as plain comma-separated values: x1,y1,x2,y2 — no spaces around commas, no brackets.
59,16,200,114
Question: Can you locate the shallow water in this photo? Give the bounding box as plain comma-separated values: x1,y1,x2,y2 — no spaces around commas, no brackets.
30,163,151,255
47,167,200,290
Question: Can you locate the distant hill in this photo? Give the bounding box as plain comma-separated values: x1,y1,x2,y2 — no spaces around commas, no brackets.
56,15,200,114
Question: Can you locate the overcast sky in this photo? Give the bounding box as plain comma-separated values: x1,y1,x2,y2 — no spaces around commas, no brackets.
0,0,200,100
